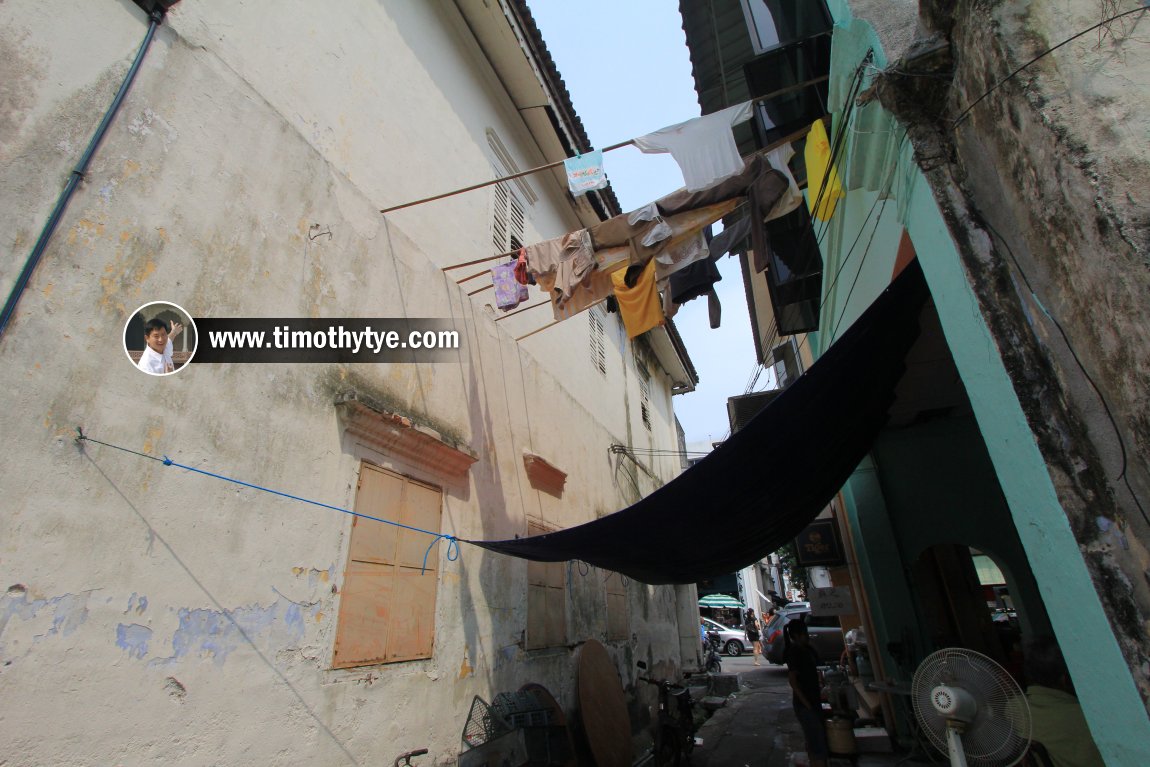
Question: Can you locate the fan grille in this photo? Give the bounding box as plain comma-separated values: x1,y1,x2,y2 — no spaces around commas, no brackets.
911,648,1031,766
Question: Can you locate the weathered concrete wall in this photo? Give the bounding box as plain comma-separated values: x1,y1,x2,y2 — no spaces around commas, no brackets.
870,0,1150,716
0,1,686,764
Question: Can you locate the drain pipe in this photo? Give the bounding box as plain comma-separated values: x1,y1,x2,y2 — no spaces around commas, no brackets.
0,8,165,342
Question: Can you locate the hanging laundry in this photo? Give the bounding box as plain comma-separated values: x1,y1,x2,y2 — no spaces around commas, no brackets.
491,262,528,311
633,101,754,192
656,153,764,216
563,150,609,196
627,203,673,247
804,119,844,221
669,217,751,306
535,247,630,322
590,200,739,266
525,229,597,308
707,288,721,329
611,259,663,339
709,217,752,260
749,167,794,275
764,143,804,222
654,231,709,282
514,248,531,286
660,278,680,321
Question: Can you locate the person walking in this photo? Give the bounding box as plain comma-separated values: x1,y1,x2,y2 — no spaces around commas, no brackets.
785,620,828,767
744,608,763,666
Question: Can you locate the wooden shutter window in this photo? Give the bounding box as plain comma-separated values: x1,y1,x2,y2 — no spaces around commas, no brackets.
605,571,629,641
332,464,443,668
525,520,567,649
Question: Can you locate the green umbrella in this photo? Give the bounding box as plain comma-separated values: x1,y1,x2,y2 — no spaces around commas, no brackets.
698,594,745,609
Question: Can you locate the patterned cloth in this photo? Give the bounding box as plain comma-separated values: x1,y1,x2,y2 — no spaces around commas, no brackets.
492,262,528,311
563,150,609,196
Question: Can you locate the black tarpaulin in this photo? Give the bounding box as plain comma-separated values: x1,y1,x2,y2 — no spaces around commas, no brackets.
468,260,929,584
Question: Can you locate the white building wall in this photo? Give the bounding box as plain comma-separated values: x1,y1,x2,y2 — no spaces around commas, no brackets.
0,2,687,764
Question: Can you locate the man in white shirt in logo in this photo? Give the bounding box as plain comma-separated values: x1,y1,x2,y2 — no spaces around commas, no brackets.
137,318,183,375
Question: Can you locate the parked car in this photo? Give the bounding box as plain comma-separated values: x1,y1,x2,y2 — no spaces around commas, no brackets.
701,616,751,657
778,601,810,614
763,608,845,665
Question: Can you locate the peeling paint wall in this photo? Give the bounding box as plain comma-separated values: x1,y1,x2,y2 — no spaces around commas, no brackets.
829,0,1150,752
904,0,1150,704
0,1,687,763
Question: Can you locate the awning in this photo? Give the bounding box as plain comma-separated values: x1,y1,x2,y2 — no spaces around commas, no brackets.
699,594,745,609
468,260,929,584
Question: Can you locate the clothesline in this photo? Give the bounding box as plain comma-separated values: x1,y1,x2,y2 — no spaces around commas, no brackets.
438,120,826,277
445,111,833,344
382,138,635,215
401,86,832,225
75,429,462,573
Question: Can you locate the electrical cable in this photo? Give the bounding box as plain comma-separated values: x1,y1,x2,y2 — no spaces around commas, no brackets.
829,197,890,341
978,219,1150,526
0,9,164,342
951,6,1149,128
747,56,872,368
794,128,909,360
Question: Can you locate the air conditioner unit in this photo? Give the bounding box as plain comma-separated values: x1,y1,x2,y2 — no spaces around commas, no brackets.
726,389,784,434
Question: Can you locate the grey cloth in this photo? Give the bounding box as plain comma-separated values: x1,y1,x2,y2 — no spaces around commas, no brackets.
655,154,767,217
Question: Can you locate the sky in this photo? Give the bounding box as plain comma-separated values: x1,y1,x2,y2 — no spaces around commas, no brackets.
528,1,765,449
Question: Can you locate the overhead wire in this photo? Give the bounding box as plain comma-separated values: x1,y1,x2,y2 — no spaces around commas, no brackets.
748,54,872,368
951,5,1148,128
978,219,1150,527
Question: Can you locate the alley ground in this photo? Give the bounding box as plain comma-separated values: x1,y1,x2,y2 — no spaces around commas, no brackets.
692,653,934,767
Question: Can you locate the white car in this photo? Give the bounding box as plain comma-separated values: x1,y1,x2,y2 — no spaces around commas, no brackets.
701,616,751,656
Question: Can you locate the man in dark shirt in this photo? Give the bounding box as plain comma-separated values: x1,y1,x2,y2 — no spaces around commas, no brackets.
785,620,828,767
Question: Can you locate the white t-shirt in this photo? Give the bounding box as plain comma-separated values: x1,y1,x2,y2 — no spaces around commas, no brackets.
633,101,754,191
137,338,174,375
764,143,804,221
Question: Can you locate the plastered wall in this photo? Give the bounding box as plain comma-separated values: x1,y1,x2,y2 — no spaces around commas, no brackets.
0,1,686,763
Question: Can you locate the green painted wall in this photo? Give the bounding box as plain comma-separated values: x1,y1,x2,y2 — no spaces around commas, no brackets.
872,416,1052,643
816,5,1150,762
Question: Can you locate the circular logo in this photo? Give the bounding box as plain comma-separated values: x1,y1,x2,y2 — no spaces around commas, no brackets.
124,301,197,376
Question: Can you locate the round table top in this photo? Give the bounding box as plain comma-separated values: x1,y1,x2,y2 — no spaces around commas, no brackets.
577,639,633,767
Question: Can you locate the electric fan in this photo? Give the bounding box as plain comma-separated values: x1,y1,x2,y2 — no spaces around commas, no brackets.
910,648,1031,767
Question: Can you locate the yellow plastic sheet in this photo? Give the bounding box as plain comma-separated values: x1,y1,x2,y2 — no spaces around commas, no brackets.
804,119,844,221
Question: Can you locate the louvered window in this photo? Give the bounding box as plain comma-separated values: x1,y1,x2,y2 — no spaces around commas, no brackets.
638,361,652,431
492,182,508,251
492,181,525,253
590,307,607,376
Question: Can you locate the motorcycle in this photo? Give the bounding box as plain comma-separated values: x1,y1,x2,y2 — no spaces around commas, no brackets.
703,630,722,673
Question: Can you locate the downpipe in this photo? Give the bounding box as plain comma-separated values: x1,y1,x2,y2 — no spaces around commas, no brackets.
0,8,164,342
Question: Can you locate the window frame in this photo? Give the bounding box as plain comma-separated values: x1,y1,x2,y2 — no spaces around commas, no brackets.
525,519,567,650
331,463,443,669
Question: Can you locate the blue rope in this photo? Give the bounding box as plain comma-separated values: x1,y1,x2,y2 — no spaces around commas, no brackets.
159,456,460,573
72,430,458,573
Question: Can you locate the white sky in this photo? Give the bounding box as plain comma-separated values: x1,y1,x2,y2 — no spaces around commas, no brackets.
528,1,762,447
